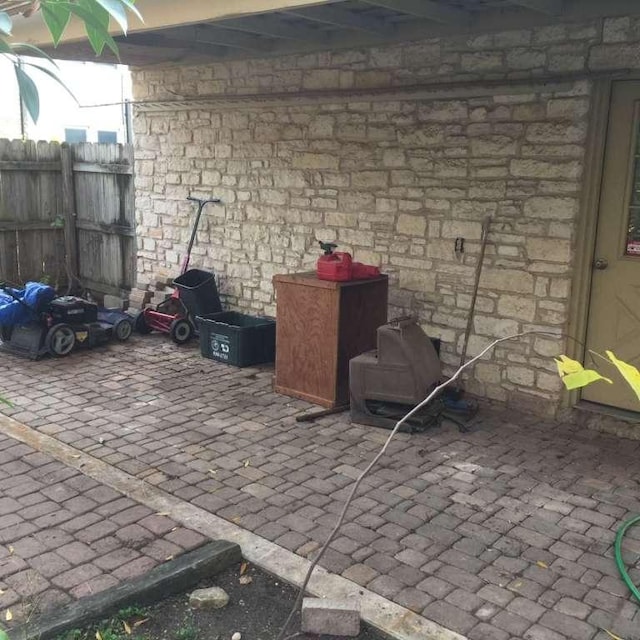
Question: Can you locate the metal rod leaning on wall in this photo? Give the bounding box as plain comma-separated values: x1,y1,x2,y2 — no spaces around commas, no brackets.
456,216,492,379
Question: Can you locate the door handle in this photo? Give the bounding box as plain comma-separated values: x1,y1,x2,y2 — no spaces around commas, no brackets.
594,258,608,270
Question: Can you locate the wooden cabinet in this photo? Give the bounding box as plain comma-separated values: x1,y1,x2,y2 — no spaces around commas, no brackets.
273,272,388,408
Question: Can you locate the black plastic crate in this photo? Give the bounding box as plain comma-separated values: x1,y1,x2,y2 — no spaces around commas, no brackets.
197,312,275,367
173,269,222,317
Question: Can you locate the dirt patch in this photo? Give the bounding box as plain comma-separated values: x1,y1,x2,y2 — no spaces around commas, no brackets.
54,562,387,640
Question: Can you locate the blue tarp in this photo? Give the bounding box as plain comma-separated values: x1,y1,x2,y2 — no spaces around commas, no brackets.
0,282,56,326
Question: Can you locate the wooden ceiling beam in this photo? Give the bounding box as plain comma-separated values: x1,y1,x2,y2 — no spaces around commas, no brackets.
284,5,387,33
162,24,275,52
507,0,563,15
360,0,470,24
117,33,229,57
217,14,326,41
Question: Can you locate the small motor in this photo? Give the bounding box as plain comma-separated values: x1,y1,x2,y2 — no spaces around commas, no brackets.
316,242,380,282
49,296,98,324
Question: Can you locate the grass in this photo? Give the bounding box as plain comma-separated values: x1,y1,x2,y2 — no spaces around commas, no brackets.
56,605,151,640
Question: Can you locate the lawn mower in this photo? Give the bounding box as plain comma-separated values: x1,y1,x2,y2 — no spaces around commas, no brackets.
0,281,134,359
135,195,223,344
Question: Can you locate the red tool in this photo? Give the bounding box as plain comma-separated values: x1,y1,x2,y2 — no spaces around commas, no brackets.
135,196,222,344
316,242,380,282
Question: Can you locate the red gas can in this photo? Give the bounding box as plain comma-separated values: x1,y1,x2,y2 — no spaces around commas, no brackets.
317,244,353,281
316,242,380,282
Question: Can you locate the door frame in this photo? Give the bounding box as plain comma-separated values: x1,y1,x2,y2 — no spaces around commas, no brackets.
566,77,623,408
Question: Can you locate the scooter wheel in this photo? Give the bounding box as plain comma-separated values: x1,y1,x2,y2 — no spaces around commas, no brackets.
170,318,193,345
0,325,11,342
113,318,133,341
134,311,152,335
45,323,76,357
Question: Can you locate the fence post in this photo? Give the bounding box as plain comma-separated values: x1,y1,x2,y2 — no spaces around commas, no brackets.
60,144,79,279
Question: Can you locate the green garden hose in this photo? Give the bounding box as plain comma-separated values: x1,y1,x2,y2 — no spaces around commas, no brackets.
615,515,640,604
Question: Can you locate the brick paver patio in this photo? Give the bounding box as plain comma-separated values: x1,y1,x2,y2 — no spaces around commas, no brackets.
2,335,640,639
0,428,207,630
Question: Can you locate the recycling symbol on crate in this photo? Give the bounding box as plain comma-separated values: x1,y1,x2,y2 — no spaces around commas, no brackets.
211,333,231,361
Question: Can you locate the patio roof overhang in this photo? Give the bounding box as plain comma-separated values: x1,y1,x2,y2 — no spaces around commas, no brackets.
6,0,640,66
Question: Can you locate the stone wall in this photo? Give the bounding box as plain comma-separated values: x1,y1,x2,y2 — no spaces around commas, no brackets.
130,14,640,415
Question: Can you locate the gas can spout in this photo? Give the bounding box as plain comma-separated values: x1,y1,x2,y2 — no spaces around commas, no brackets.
319,241,337,256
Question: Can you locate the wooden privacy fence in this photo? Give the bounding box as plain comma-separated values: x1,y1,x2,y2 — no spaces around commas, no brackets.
0,139,135,296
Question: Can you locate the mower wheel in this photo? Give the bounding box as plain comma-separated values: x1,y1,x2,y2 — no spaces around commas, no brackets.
45,323,76,357
134,311,152,335
170,318,193,345
113,318,134,341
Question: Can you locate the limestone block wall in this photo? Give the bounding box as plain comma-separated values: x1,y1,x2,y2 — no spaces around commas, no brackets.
130,15,640,415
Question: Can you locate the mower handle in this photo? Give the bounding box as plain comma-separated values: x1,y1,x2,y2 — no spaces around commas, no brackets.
181,196,222,275
187,196,222,206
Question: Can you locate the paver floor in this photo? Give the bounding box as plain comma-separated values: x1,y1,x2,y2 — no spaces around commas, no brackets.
2,335,640,640
0,427,207,631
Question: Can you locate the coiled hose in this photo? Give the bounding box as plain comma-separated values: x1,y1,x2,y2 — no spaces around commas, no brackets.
615,515,640,604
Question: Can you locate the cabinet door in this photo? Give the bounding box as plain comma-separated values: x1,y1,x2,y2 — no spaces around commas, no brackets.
275,282,339,406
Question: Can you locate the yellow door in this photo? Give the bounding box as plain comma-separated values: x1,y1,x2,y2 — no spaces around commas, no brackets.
584,81,640,411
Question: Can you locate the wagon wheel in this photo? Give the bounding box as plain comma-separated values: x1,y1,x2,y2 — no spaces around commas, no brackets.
134,311,152,335
170,318,193,345
45,324,76,357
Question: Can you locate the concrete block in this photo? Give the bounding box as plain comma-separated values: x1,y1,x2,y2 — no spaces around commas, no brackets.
301,598,360,637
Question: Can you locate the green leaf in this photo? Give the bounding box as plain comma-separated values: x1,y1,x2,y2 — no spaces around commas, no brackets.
67,1,119,58
21,61,78,104
0,625,9,639
554,354,613,391
11,42,60,67
118,0,143,23
606,350,640,402
0,11,12,36
559,368,613,391
0,38,14,55
15,63,40,123
93,0,128,33
41,2,72,46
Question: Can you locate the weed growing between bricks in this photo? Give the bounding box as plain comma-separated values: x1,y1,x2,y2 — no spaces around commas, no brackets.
277,331,560,639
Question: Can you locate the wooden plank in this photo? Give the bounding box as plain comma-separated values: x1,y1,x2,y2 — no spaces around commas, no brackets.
0,221,59,231
77,276,130,297
194,24,274,51
0,160,61,171
508,0,562,14
76,220,135,237
362,0,469,24
72,162,133,175
0,139,65,285
77,229,125,291
285,5,386,33
119,35,229,58
61,144,79,278
219,14,326,42
0,231,18,284
73,141,136,293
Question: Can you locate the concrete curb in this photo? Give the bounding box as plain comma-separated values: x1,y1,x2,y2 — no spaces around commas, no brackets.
0,414,467,640
8,540,241,640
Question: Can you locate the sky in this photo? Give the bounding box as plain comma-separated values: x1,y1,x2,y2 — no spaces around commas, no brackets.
0,56,132,143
